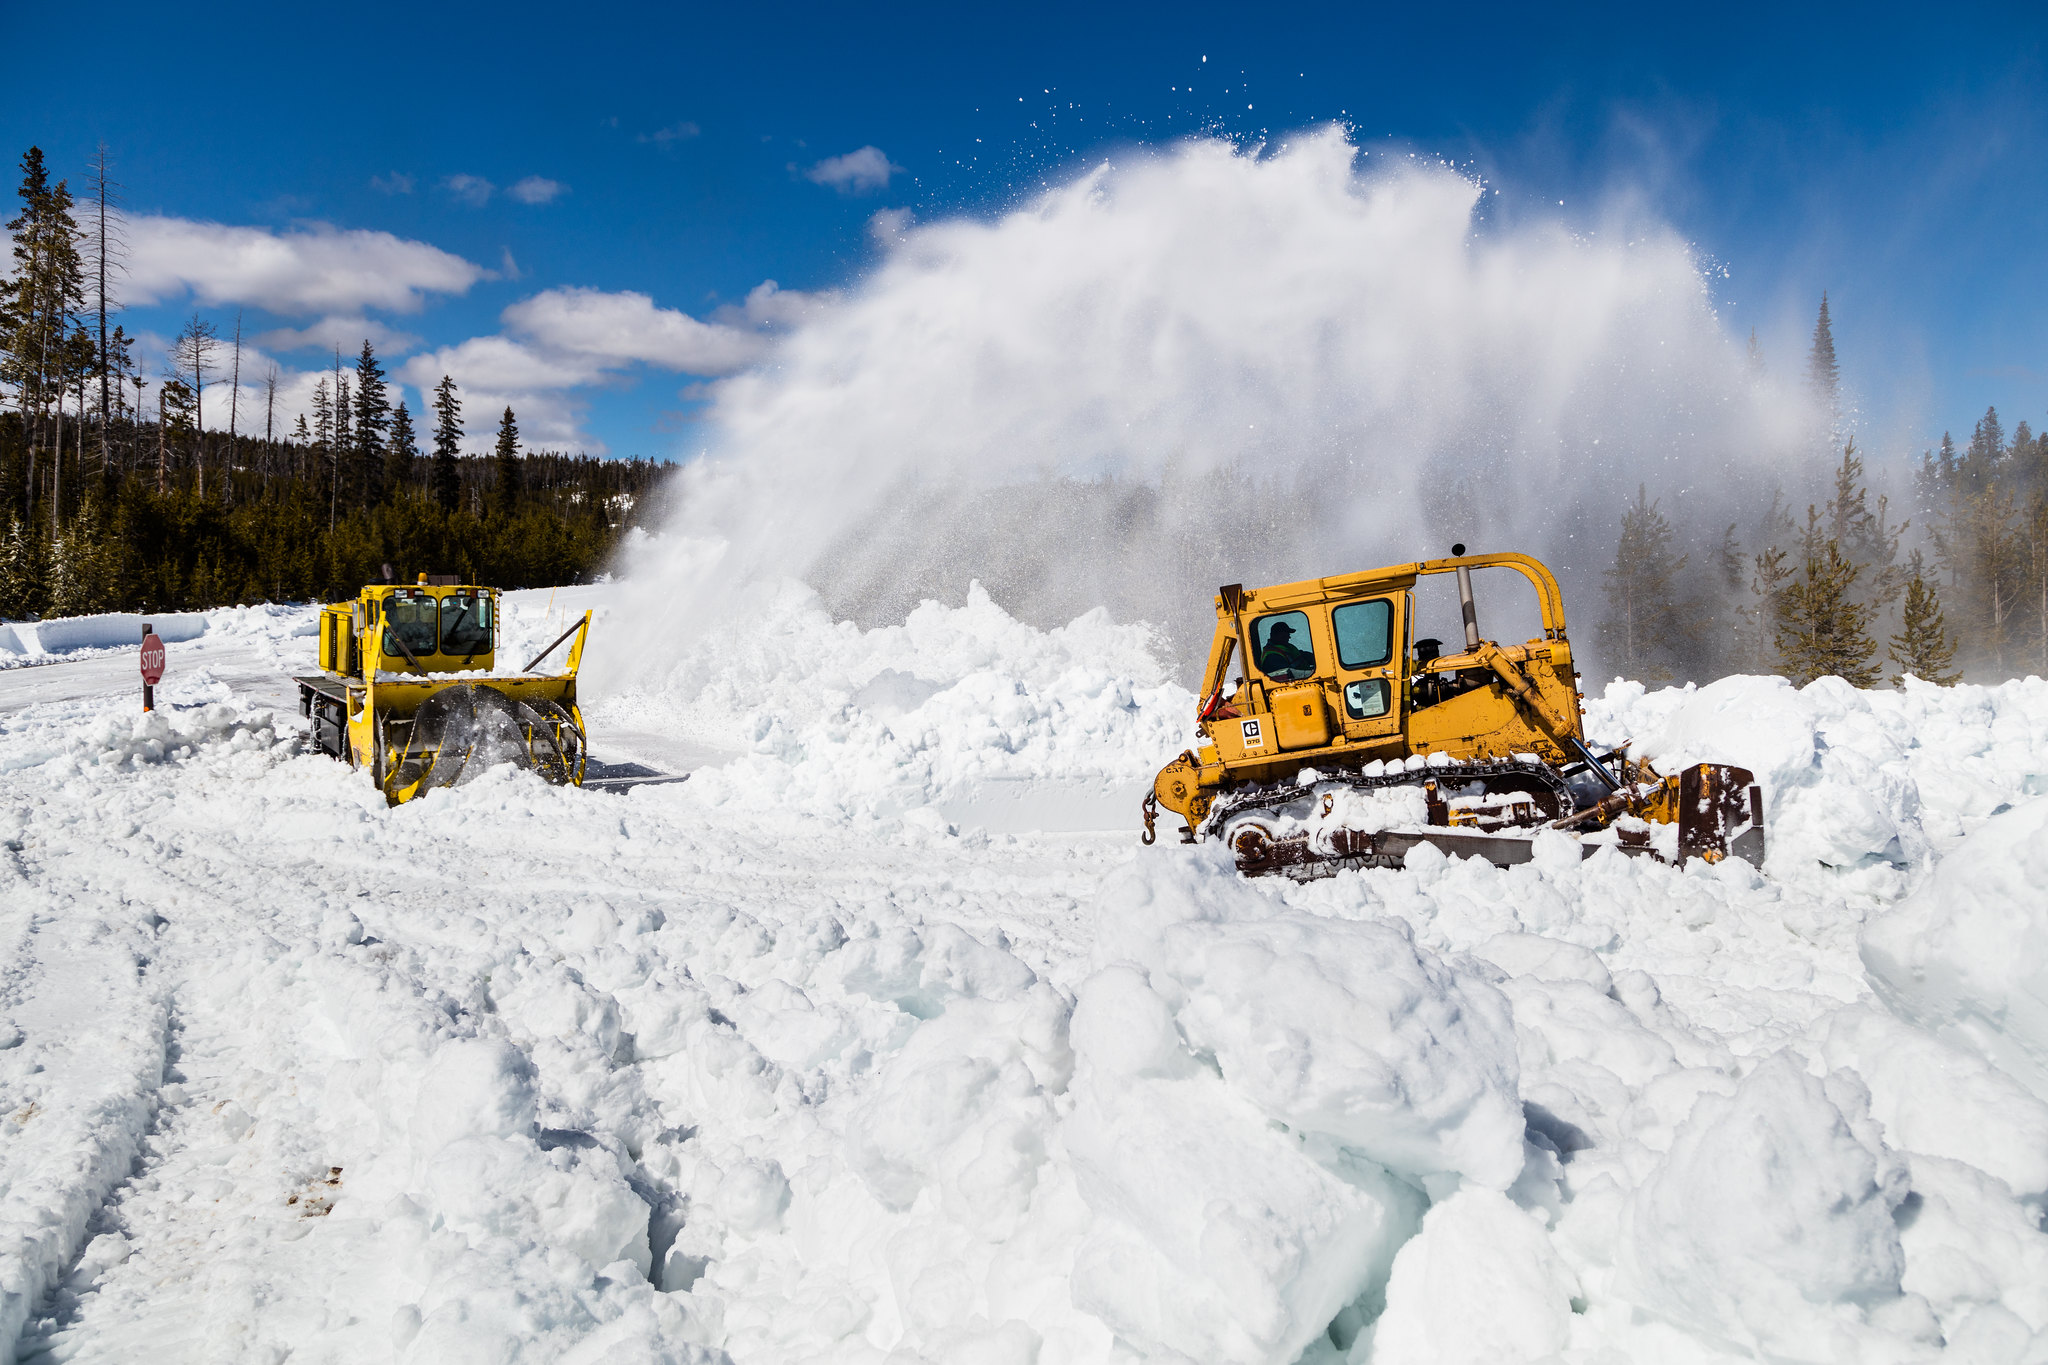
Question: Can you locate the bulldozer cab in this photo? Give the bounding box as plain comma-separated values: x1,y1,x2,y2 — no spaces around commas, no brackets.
318,581,499,678
1199,551,1581,773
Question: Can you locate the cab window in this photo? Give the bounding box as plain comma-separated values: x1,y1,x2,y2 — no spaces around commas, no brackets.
1343,679,1391,719
1251,610,1316,681
1332,599,1394,670
440,591,493,656
382,592,439,662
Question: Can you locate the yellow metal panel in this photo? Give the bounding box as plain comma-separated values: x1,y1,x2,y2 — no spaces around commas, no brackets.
1270,682,1331,750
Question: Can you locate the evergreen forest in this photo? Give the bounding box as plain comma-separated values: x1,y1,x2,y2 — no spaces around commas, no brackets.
0,146,674,620
1596,292,2045,688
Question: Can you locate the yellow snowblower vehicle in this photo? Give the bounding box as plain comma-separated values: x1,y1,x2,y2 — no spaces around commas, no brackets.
295,577,591,805
1143,547,1764,877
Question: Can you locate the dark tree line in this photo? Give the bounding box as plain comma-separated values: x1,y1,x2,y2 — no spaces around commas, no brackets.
1597,293,2041,688
0,145,678,619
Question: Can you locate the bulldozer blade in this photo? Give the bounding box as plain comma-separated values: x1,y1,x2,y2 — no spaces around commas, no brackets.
1675,764,1765,867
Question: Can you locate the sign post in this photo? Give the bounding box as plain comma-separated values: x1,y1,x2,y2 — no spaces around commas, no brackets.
140,623,165,712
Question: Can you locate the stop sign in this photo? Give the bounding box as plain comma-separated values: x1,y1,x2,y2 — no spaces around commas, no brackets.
140,632,165,685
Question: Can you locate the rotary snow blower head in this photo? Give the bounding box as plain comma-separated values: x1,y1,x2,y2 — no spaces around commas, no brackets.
295,577,589,805
1142,549,1764,877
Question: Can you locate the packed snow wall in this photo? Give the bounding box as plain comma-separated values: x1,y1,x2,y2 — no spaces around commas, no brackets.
615,125,1821,685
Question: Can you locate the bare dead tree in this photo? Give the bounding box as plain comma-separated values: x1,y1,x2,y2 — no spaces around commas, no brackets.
87,143,125,479
263,361,280,477
226,310,242,503
131,374,149,473
172,313,219,494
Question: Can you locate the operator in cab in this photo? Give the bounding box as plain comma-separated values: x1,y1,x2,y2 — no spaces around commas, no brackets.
1258,621,1315,677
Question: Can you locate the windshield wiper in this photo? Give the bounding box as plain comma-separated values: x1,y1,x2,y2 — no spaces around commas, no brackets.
444,605,482,665
386,628,428,673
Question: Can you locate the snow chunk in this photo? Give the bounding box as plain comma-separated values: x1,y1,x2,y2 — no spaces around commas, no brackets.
1368,1187,1582,1365
424,1135,652,1276
407,1038,539,1171
1862,797,2048,1103
1815,1005,2048,1200
1092,852,1525,1189
1619,1052,1911,1357
1066,966,1424,1365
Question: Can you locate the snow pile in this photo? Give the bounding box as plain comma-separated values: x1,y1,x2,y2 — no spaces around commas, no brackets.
1861,798,2048,1104
1064,850,1519,1363
607,579,1188,822
1590,672,2048,880
7,590,2048,1363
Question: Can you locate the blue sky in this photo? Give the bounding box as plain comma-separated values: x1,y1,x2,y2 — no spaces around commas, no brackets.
7,1,2044,461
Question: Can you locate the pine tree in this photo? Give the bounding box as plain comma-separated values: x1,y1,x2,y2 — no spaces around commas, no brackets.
384,400,417,503
5,149,86,524
1746,328,1762,377
1599,485,1690,682
310,378,334,528
493,406,520,518
1964,405,2005,489
1776,508,1879,687
1806,292,1839,416
1889,560,1961,685
431,374,463,513
1825,440,1906,613
351,340,389,507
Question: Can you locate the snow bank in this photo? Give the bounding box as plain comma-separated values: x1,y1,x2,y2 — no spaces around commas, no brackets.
0,603,316,672
11,585,2048,1364
605,579,1189,824
1589,672,2048,879
0,611,208,657
1861,798,2048,1104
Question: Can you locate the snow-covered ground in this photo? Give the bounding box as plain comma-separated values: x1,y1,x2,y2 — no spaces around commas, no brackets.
1,582,2045,1365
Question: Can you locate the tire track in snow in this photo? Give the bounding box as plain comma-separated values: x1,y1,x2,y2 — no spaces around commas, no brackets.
0,839,168,1365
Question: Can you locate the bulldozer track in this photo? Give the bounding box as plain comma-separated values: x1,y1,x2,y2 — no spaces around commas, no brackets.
1198,754,1574,836
1196,755,1580,877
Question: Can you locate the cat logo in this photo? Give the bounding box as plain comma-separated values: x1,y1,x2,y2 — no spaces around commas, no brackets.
1240,717,1265,750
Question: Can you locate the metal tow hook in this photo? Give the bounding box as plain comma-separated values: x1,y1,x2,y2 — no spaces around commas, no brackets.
1141,790,1159,845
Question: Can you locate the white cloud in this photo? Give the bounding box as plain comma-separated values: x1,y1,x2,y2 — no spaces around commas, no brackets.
255,315,422,356
124,216,484,315
369,172,414,195
389,281,826,452
805,146,902,195
713,280,832,329
504,287,769,374
395,336,608,453
507,176,566,205
639,122,700,146
444,174,495,206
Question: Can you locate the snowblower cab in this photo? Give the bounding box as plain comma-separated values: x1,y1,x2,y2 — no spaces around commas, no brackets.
1143,548,1765,877
296,577,590,805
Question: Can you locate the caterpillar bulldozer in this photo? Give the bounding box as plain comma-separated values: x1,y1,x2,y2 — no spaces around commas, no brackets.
295,577,592,805
1142,548,1764,878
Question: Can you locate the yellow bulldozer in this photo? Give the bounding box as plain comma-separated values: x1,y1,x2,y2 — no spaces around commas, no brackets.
295,577,592,804
1143,547,1764,877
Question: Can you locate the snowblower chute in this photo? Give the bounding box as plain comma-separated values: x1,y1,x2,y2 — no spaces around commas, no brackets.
1142,549,1764,878
295,578,590,805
